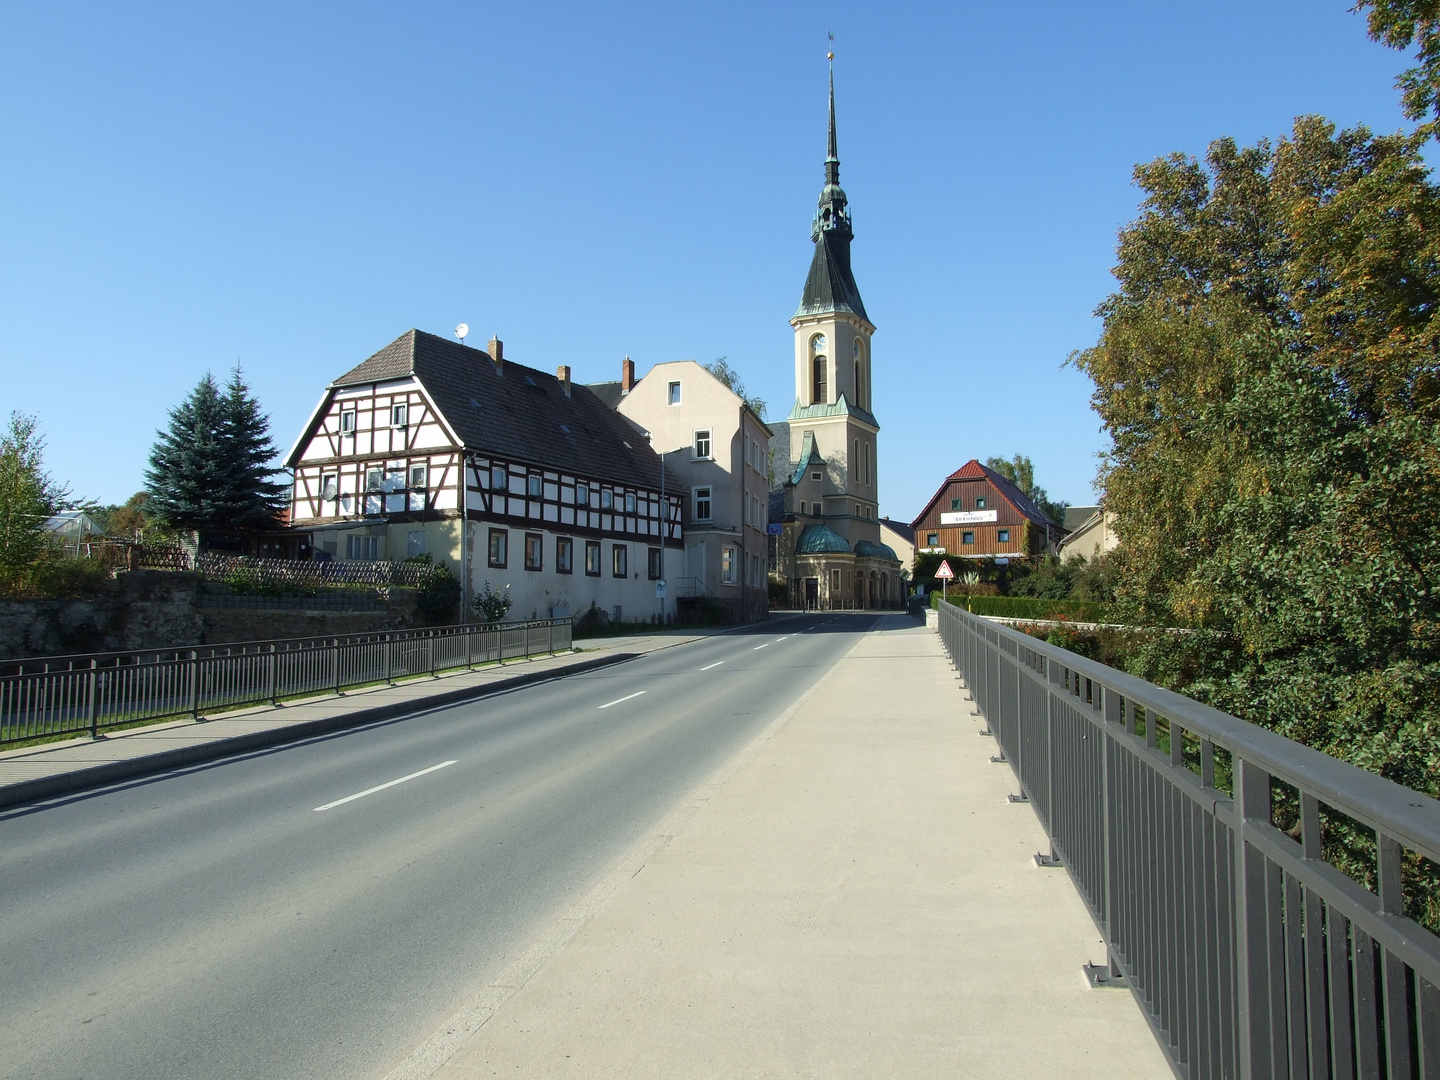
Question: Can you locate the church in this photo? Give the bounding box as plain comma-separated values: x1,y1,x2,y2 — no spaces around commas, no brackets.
771,62,903,610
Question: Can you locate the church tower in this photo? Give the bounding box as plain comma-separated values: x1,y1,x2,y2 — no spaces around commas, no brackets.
779,56,899,610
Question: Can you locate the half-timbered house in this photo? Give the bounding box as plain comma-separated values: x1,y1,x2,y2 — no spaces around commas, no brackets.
284,329,684,623
910,459,1062,563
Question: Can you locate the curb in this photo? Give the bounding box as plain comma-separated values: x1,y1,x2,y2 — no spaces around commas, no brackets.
0,652,638,812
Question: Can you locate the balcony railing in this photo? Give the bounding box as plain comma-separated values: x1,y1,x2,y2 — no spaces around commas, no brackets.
936,599,1440,1080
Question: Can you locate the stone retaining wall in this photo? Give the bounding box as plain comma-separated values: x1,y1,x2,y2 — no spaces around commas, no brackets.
0,571,428,659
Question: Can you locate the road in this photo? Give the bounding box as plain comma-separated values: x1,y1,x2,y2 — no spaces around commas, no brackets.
0,613,874,1080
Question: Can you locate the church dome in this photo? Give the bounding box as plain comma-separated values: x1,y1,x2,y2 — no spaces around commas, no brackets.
796,524,851,554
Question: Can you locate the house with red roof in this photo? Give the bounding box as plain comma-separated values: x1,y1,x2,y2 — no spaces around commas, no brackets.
909,460,1063,563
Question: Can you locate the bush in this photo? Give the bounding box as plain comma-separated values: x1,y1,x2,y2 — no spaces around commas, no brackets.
932,592,1109,622
416,562,461,624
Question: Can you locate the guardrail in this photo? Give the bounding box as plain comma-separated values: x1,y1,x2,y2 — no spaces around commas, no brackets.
936,599,1440,1080
0,619,572,747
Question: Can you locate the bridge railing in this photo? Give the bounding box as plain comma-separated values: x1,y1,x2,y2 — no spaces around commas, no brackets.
0,619,572,748
936,599,1440,1080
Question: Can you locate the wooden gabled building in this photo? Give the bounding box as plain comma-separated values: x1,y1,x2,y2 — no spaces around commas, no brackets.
910,460,1063,562
284,329,684,623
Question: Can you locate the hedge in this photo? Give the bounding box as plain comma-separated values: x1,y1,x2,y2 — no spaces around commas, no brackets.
931,592,1109,622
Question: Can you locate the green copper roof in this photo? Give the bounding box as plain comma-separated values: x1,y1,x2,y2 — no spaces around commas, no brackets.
796,524,851,554
786,393,879,429
789,430,825,486
854,539,900,563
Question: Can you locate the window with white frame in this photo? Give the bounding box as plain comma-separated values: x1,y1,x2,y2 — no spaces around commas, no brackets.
576,484,590,507
601,489,613,510
488,528,508,568
527,473,542,498
366,467,384,491
339,408,356,435
491,464,506,489
320,474,338,501
409,463,427,488
391,402,408,428
721,545,736,584
668,381,681,405
625,491,636,514
694,430,711,459
693,486,712,521
346,534,380,560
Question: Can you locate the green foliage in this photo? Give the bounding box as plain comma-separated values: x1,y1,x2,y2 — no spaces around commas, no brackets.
1357,0,1440,137
472,580,512,624
144,367,285,538
416,561,461,624
983,454,1068,525
705,357,766,420
0,413,69,597
1071,116,1440,918
930,592,1109,622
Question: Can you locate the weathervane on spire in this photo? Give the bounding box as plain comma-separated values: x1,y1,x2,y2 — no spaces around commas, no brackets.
827,29,834,62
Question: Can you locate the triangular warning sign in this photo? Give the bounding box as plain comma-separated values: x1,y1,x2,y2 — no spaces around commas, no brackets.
934,560,954,579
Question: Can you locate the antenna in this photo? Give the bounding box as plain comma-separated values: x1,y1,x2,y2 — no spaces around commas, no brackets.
455,322,469,345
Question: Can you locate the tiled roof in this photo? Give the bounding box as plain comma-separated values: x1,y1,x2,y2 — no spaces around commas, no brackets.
585,381,626,410
879,517,915,544
911,459,1061,532
796,229,869,322
326,330,677,491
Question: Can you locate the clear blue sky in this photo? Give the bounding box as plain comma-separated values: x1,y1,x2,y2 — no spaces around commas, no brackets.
0,1,1415,521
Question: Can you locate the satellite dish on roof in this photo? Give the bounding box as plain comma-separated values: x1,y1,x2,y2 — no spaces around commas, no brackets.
455,323,470,343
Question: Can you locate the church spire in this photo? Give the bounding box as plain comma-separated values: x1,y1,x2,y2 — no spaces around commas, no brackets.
825,59,839,186
813,50,851,242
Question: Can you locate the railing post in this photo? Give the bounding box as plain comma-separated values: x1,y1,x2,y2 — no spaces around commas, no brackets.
332,638,341,695
1233,757,1273,1080
427,631,436,676
87,659,99,739
465,625,474,670
267,644,278,705
384,632,393,684
188,650,199,718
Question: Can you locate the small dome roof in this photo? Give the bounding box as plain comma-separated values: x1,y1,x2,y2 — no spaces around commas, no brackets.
796,524,851,554
854,539,900,562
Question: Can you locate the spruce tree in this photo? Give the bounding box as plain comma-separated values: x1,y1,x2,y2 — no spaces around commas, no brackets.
144,368,284,537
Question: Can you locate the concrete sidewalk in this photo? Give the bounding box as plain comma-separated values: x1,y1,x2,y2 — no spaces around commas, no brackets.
0,632,702,810
401,615,1171,1079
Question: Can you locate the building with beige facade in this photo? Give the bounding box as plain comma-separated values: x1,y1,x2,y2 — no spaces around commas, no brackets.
603,359,771,623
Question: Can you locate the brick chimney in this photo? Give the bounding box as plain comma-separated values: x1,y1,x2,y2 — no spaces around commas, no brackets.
621,355,635,393
556,365,572,397
488,336,504,370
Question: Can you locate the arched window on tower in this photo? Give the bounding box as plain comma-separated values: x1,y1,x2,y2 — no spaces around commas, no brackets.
812,356,827,405
853,339,867,410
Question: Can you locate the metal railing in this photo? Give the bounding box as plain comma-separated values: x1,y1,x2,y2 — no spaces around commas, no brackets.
936,600,1440,1080
0,619,572,747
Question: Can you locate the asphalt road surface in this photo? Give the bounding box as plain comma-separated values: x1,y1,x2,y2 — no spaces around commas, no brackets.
0,613,877,1080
